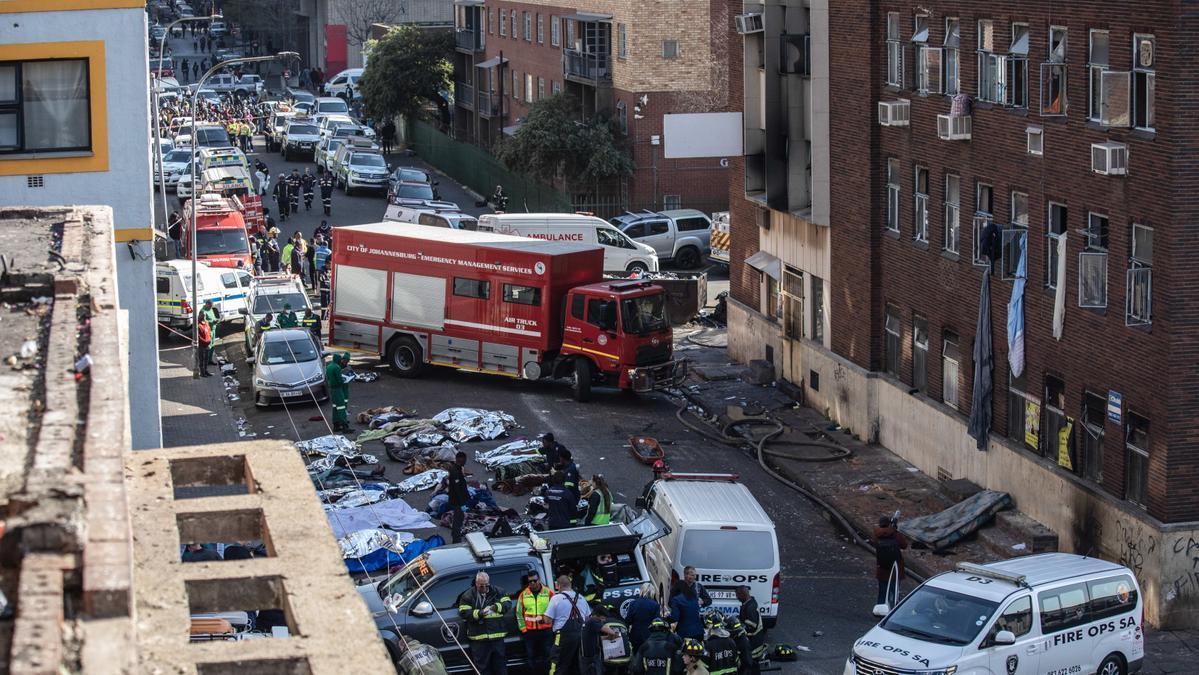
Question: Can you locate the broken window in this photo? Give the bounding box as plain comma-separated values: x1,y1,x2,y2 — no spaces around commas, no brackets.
811,275,825,343
886,158,900,232
913,315,928,392
977,20,1005,103
1041,374,1068,463
1126,224,1153,326
783,266,804,341
1001,192,1029,280
1081,391,1106,482
944,174,960,254
1041,26,1068,115
942,332,960,409
1007,369,1039,451
886,13,902,87
1088,30,1109,121
913,166,929,242
943,18,960,94
1133,34,1155,129
1046,202,1067,288
972,182,993,266
1079,253,1108,309
884,305,901,377
1125,413,1150,507
1007,24,1029,108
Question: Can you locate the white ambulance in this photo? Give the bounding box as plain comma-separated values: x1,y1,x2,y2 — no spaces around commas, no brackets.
156,260,252,329
845,554,1144,675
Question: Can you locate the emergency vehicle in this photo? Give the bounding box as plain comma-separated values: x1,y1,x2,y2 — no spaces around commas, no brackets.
156,260,252,329
708,211,730,267
181,194,254,269
197,147,251,174
327,223,685,401
847,554,1144,675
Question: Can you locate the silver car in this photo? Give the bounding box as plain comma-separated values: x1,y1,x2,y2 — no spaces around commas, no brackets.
251,328,328,407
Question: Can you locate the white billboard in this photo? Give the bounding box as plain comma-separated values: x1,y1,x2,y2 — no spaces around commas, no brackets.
662,112,744,159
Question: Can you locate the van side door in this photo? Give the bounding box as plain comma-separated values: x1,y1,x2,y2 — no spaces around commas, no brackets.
1036,582,1091,674
980,594,1040,675
408,573,473,668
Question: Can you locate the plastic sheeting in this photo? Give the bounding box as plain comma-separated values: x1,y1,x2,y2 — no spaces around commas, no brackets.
339,528,416,559
433,408,517,442
341,533,446,575
898,490,1013,551
327,499,436,537
398,469,447,494
475,439,540,466
296,434,358,457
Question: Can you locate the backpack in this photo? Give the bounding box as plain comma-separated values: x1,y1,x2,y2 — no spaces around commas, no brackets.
876,531,901,568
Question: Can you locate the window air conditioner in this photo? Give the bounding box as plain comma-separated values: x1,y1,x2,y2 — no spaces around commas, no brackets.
735,13,764,34
1091,141,1128,175
936,114,972,140
878,100,911,127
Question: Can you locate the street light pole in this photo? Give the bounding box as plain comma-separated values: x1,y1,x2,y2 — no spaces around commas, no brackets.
189,51,299,377
153,13,221,239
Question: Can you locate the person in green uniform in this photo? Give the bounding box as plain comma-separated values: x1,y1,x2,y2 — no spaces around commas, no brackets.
326,351,351,431
277,302,299,328
200,299,220,364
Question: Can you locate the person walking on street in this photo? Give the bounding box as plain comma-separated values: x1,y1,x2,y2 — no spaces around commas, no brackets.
273,174,290,222
874,514,909,607
319,169,335,215
583,474,612,526
326,352,351,431
546,574,590,675
196,315,213,377
301,168,316,211
516,571,555,675
581,604,619,675
631,619,682,675
457,571,513,675
201,299,219,358
623,583,661,652
382,119,396,154
286,169,302,215
447,451,470,543
668,581,704,642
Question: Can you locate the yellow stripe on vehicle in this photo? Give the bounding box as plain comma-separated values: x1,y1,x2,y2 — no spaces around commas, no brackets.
563,344,619,361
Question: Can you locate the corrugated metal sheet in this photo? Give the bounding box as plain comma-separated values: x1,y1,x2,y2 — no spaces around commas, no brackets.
659,481,773,527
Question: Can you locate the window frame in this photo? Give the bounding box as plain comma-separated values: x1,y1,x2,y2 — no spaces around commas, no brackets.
886,12,903,87
1038,582,1091,635
537,13,544,44
452,277,490,300
943,17,960,94
662,40,680,59
884,305,901,378
811,275,825,343
525,73,533,103
618,24,628,59
1080,390,1107,482
523,11,532,41
942,332,960,409
1001,191,1029,279
1125,412,1150,507
885,158,901,233
499,9,507,36
913,165,929,242
1007,369,1039,451
550,15,560,47
0,57,94,155
912,314,928,392
1132,34,1156,131
943,173,960,254
782,266,804,341
1006,23,1030,108
1088,30,1110,122
1127,223,1153,326
972,182,993,267
502,283,542,306
1046,201,1067,289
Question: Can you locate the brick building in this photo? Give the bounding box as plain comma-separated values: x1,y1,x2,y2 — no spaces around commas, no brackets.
727,0,1199,626
451,0,735,214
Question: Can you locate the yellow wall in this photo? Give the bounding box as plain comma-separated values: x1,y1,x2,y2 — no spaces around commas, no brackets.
0,0,143,12
0,40,109,176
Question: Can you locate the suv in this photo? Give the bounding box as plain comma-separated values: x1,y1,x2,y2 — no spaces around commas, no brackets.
241,274,313,352
611,209,712,269
387,167,440,201
281,120,321,160
358,526,662,670
207,73,264,98
333,141,389,195
264,110,296,152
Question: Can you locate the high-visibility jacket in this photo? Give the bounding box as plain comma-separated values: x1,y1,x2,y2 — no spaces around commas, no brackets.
515,586,554,632
457,585,512,641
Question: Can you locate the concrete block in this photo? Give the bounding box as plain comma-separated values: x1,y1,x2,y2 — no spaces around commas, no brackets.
743,359,774,385
942,478,984,502
995,510,1059,553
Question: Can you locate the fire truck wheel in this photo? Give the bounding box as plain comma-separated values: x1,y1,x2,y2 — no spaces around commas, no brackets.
571,358,592,402
386,336,424,377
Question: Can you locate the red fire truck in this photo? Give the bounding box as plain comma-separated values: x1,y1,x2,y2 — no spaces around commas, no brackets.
181,193,261,269
327,223,684,400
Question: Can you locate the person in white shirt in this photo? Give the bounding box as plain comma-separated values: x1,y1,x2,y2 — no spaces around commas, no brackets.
545,575,590,675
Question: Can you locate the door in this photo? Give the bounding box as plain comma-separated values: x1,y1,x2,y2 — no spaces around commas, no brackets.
595,226,634,271
640,220,674,258
411,573,473,668
982,595,1041,675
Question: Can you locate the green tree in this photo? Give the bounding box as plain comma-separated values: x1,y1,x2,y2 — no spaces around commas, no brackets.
495,93,632,193
359,25,453,125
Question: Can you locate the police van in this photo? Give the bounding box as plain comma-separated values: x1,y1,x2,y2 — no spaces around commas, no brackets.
629,473,781,627
846,554,1144,675
156,260,252,329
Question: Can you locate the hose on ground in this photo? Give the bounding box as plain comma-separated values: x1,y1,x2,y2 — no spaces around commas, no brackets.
673,402,927,583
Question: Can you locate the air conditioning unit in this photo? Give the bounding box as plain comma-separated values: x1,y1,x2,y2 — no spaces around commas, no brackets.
878,100,910,127
1092,141,1128,175
936,113,972,140
735,13,765,34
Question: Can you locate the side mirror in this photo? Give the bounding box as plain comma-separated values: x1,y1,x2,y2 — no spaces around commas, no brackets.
993,630,1016,646
411,601,433,617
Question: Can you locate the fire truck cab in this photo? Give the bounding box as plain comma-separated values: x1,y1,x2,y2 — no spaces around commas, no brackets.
182,194,253,269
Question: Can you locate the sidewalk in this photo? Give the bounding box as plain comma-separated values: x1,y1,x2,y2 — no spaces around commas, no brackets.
158,335,243,447
676,326,1199,673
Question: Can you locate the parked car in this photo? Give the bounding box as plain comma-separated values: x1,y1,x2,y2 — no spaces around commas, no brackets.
281,121,322,161
156,148,193,189
208,20,228,37
387,167,440,201
251,328,328,407
241,274,313,352
315,136,345,173
264,110,297,152
333,140,389,195
285,88,316,106
206,73,263,98
610,209,712,269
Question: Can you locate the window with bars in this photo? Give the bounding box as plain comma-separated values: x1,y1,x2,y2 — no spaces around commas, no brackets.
1046,202,1067,288
884,305,901,377
1127,224,1152,326
913,315,928,392
886,13,902,87
944,18,960,95
783,267,804,341
1125,413,1150,507
942,332,960,409
914,166,929,242
944,174,960,254
886,158,900,233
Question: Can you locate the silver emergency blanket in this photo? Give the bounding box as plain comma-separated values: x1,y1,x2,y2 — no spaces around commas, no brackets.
404,431,447,449
327,499,436,537
295,434,358,457
305,450,379,474
338,528,416,559
317,483,389,504
398,469,448,494
358,418,438,444
324,487,389,510
475,439,542,469
433,408,517,442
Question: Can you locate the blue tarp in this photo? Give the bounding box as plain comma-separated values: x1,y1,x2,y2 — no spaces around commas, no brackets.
346,534,445,575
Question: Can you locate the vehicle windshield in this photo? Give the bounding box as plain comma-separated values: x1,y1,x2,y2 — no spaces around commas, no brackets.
881,585,1000,646
378,555,438,602
326,140,344,153
621,294,669,335
318,99,350,114
397,184,434,200
196,127,230,146
261,336,319,364
681,529,776,570
289,124,319,136
252,292,308,314
396,169,429,182
165,149,191,162
196,229,249,256
176,125,194,138
351,154,386,168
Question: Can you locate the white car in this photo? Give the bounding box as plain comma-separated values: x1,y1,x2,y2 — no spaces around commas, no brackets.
315,136,345,173
156,148,193,189
208,21,228,37
175,165,198,200
281,121,321,161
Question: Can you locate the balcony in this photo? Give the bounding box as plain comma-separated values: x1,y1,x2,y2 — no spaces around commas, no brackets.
564,49,611,85
455,28,483,53
455,82,475,110
477,90,505,118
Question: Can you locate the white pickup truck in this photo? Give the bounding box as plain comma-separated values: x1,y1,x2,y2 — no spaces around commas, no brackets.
611,209,713,269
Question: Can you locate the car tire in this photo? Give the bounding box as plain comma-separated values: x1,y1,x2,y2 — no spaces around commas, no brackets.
675,246,701,269
1097,654,1126,675
626,261,649,275
571,357,592,402
386,336,424,378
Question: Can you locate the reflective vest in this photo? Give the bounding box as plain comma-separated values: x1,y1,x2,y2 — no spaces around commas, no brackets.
515,586,553,632
591,492,611,525
301,316,319,329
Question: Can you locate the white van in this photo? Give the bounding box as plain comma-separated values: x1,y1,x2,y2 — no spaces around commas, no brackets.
476,213,659,274
846,554,1144,675
383,205,478,230
631,474,781,627
156,260,252,329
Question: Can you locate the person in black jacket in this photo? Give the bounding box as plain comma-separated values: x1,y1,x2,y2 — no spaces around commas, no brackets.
539,433,565,472
273,175,290,221
631,618,682,675
457,571,513,675
301,168,316,211
545,471,576,530
559,449,581,501
447,451,470,543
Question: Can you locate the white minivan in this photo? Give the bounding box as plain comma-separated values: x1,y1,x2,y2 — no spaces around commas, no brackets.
630,474,781,627
476,213,659,274
846,554,1144,675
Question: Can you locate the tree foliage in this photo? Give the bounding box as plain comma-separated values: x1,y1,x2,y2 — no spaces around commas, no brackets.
359,25,452,123
495,94,632,190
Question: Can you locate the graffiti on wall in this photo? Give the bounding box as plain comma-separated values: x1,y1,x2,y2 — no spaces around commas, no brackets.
1165,535,1199,604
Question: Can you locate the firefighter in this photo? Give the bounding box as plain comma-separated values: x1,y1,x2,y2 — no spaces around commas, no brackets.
302,306,321,344
286,169,302,214
515,571,555,675
701,615,739,675
273,175,291,222
256,312,275,335
319,168,335,215
318,270,331,319
301,168,316,211
326,352,351,432
457,571,513,675
722,617,755,675
734,586,768,668
631,619,681,675
680,639,709,675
